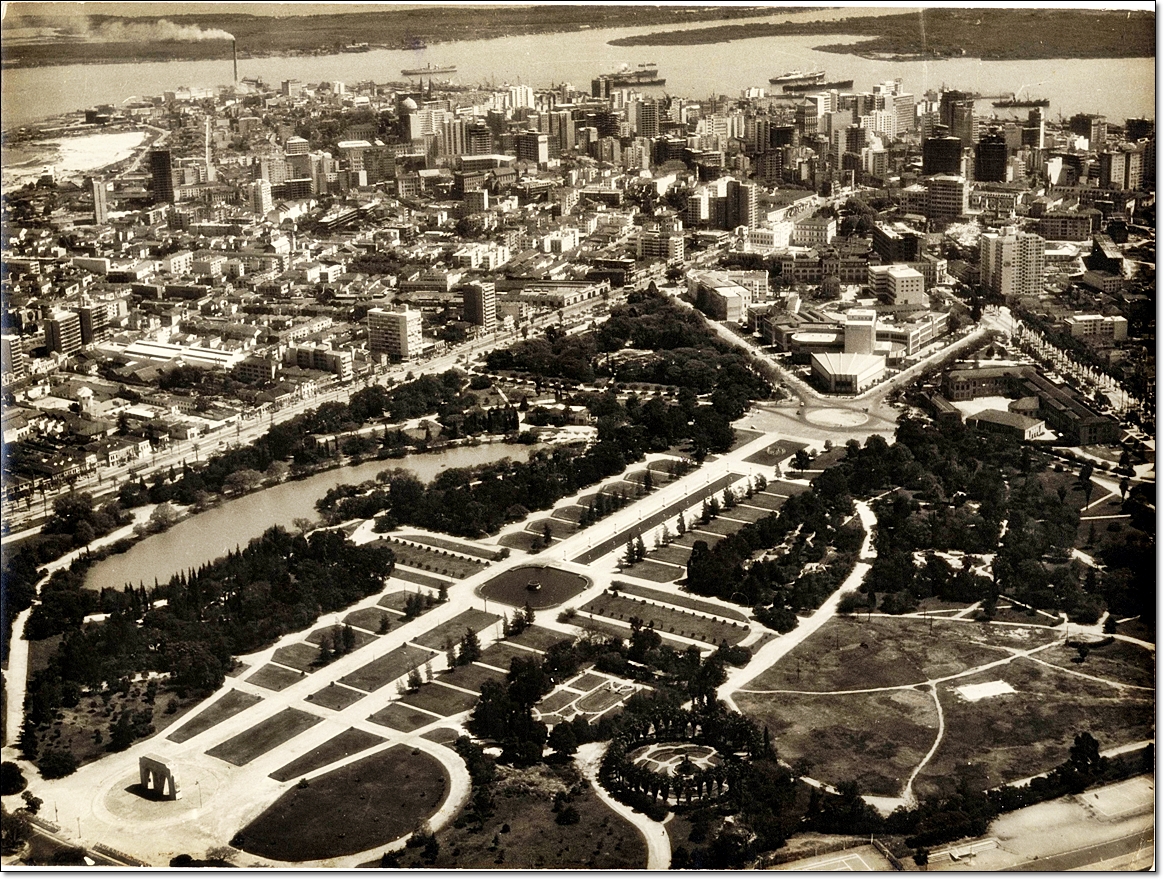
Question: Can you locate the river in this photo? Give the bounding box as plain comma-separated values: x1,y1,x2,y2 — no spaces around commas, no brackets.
83,441,534,592
1,8,1153,130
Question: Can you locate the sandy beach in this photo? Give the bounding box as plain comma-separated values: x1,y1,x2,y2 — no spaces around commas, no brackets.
1,129,148,188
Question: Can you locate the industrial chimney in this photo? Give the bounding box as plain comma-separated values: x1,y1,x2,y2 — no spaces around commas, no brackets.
232,39,238,83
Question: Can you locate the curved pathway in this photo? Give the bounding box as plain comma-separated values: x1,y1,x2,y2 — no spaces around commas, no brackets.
575,742,670,870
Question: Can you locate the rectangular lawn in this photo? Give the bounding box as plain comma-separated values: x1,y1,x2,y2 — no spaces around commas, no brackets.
167,689,261,743
437,662,506,693
400,682,481,717
206,707,322,766
412,609,502,651
272,642,325,672
269,728,386,782
247,663,306,692
368,702,442,733
339,644,437,693
306,683,367,711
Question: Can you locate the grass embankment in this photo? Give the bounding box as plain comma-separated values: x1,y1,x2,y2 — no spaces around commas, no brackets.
608,8,1155,60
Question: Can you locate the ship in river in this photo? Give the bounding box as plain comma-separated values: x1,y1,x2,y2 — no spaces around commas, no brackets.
783,79,854,94
600,63,665,86
769,69,825,87
402,63,457,77
992,93,1050,108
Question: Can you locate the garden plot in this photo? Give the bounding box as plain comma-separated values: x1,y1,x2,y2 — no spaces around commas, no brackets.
535,669,648,725
505,624,573,652
273,642,328,672
368,702,442,733
306,625,378,650
344,606,396,633
613,583,749,622
436,662,506,693
477,641,542,671
399,681,481,717
624,559,684,583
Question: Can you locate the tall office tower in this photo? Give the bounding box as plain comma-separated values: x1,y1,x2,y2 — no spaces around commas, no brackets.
466,121,493,155
515,130,549,165
635,99,660,138
461,283,497,333
367,307,424,361
843,309,877,354
90,177,108,224
1069,113,1108,147
250,179,273,215
149,149,175,204
922,136,963,175
285,135,309,155
925,175,969,227
438,118,468,158
831,124,867,164
893,93,916,133
258,153,288,185
77,302,111,345
793,100,819,139
1023,107,1045,150
980,227,1046,301
1126,118,1154,141
550,110,575,153
1,333,26,380
46,311,83,355
975,130,1009,182
940,90,977,147
507,84,534,110
723,178,757,229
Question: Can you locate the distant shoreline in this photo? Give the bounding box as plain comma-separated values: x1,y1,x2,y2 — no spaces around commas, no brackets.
606,8,1156,62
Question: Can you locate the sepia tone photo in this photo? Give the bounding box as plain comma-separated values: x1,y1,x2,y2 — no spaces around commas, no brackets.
0,1,1154,870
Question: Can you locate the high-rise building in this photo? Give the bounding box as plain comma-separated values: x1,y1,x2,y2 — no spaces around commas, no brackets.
980,227,1045,301
1126,118,1154,141
844,309,878,354
515,130,549,165
1,334,26,380
922,136,963,175
635,99,660,138
461,283,497,333
1069,113,1107,148
975,130,1009,182
77,302,111,345
872,222,924,262
925,175,969,227
149,149,175,204
1022,107,1045,150
940,90,977,147
46,311,83,355
250,179,273,215
90,177,108,225
367,307,424,361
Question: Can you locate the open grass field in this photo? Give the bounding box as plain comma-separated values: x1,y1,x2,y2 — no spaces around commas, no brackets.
206,707,322,767
573,615,692,653
412,609,502,651
166,689,262,744
1037,639,1155,688
343,607,395,633
613,582,750,622
740,616,1059,692
625,560,684,583
247,663,307,692
339,644,437,693
505,625,574,652
269,728,387,782
477,642,542,671
581,592,749,646
273,642,327,672
399,534,500,560
367,702,442,733
380,539,487,579
389,569,453,591
739,491,787,511
238,745,449,862
479,565,589,610
424,763,648,870
735,688,940,797
306,625,378,649
915,657,1156,799
306,683,367,711
744,438,808,467
437,662,507,693
401,681,481,717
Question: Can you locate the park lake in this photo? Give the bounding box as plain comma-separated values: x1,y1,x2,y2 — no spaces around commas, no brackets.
83,441,536,593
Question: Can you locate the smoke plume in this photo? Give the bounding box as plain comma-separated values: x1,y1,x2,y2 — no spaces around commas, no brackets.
85,18,233,43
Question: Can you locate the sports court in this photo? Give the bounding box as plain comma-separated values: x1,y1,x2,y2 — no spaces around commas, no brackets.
775,845,894,872
1080,775,1154,820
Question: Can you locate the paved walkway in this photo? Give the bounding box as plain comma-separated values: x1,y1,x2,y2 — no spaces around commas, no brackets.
576,742,670,870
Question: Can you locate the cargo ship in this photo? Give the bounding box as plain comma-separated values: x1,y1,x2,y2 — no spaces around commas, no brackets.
783,79,854,94
769,69,825,87
600,63,665,86
401,63,457,77
992,94,1050,108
